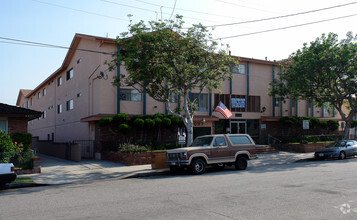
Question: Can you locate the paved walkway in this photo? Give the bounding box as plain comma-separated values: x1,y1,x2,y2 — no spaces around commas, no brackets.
19,152,315,185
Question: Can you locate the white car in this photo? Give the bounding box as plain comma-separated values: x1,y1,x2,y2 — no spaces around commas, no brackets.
0,163,17,185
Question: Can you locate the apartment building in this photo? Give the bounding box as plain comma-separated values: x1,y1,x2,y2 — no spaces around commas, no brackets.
16,33,343,145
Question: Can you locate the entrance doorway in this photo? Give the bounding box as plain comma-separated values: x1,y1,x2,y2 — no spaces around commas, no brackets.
230,121,246,134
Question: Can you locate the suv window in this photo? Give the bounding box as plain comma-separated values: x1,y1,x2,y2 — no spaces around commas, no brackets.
213,137,227,147
191,136,214,147
229,136,252,145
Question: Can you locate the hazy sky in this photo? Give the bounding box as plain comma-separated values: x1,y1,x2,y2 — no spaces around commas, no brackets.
1,0,356,105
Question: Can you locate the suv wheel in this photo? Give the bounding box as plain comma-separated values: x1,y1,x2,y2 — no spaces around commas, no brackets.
235,156,248,170
190,158,206,175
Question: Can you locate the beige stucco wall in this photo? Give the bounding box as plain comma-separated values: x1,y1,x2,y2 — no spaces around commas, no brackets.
17,34,345,142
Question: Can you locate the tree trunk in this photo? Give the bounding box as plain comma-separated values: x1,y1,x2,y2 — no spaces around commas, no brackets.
343,120,351,140
186,120,194,146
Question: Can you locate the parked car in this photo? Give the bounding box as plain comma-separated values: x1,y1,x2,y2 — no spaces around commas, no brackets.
0,163,17,185
166,134,257,175
314,140,357,160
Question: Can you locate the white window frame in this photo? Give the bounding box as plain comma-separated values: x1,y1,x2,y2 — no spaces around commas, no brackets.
231,64,246,74
66,99,74,111
0,118,8,133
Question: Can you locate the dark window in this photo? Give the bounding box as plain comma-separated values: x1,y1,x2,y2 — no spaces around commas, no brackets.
57,76,62,86
120,89,142,101
191,93,208,111
66,99,74,111
57,104,62,114
66,68,74,80
228,135,252,145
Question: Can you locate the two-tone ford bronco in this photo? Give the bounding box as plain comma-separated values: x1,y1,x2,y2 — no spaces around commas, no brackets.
166,134,257,174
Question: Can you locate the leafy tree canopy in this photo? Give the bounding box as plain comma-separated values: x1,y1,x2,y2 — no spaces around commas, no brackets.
108,15,237,145
271,32,357,139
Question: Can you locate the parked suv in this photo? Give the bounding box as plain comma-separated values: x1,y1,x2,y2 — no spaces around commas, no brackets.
166,134,257,174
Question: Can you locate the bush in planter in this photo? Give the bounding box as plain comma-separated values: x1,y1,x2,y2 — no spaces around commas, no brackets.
118,143,149,153
11,132,32,151
319,121,328,130
309,117,320,129
327,120,339,131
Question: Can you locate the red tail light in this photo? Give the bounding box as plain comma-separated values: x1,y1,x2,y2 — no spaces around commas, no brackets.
11,166,15,172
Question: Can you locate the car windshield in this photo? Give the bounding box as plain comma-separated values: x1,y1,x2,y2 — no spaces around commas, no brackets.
191,136,214,147
327,141,347,148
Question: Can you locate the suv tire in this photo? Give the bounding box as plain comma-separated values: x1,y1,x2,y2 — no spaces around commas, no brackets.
190,158,206,175
235,156,248,170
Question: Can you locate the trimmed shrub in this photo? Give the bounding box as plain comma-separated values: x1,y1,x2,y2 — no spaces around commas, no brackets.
309,117,320,128
144,118,155,129
119,124,131,134
99,118,113,127
327,120,339,131
162,117,172,127
113,113,128,124
154,118,162,127
319,121,328,129
133,118,145,128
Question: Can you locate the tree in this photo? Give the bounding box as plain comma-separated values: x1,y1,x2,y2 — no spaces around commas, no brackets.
109,15,237,145
270,32,357,139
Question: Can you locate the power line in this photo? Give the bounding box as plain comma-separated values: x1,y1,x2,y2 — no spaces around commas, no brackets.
32,0,128,21
214,13,357,40
100,0,220,23
215,0,279,14
208,1,357,28
0,36,115,55
130,0,248,20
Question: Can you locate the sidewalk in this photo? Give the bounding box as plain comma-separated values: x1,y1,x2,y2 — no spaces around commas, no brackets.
18,152,314,185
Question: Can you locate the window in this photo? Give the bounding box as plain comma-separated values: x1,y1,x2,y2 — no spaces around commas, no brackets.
0,119,8,133
77,58,82,64
30,98,33,106
228,135,252,145
191,93,208,111
231,64,245,74
120,89,142,101
213,137,227,147
43,88,46,96
77,92,82,98
66,99,74,111
57,104,62,114
43,111,46,119
26,101,29,108
57,76,62,86
169,92,178,103
66,68,74,80
38,92,41,99
274,98,280,107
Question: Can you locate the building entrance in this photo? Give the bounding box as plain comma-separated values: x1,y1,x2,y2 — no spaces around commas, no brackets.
230,121,246,134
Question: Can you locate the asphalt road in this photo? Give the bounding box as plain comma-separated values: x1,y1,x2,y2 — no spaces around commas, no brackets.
1,158,357,220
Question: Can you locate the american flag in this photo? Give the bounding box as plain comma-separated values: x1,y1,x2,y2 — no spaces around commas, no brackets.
215,102,232,119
